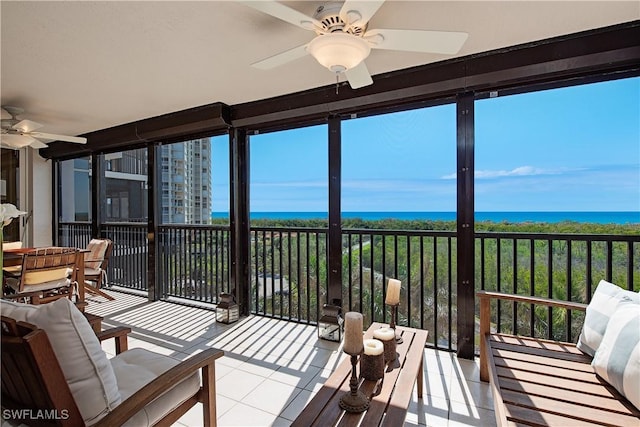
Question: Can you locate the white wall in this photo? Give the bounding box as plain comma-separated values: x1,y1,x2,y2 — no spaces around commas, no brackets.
20,149,53,247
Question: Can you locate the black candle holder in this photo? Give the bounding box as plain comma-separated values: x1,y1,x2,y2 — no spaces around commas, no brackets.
339,354,370,413
388,303,404,344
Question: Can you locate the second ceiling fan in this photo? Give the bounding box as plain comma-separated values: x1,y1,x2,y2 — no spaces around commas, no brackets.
242,0,468,89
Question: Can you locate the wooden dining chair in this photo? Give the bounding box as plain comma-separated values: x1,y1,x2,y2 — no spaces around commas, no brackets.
83,238,115,301
4,247,78,305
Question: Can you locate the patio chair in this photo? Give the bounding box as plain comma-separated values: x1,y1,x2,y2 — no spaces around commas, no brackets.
1,298,223,426
83,238,115,301
4,246,78,305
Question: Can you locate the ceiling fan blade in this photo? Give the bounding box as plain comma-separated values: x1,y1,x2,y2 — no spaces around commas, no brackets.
0,134,38,149
367,29,468,55
344,61,373,89
12,119,44,133
29,132,87,144
252,44,309,70
239,1,322,31
29,140,49,149
340,0,385,27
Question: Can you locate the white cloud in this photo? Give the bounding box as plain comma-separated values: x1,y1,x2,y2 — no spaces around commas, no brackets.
441,165,573,180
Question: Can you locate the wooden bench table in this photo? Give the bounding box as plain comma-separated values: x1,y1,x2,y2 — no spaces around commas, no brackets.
292,322,428,427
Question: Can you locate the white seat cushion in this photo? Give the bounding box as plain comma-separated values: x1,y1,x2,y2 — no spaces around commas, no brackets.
2,241,23,250
7,277,71,293
84,267,102,277
111,348,201,427
0,299,121,425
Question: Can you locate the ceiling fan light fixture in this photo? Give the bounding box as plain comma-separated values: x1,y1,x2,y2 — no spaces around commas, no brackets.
307,33,370,74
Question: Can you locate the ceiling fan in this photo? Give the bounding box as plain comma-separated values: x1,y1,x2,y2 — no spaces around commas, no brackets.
242,0,468,89
0,106,87,150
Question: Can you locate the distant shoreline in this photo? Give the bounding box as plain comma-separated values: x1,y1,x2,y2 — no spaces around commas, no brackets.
211,211,640,225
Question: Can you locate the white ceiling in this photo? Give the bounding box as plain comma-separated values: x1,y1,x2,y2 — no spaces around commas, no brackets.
1,1,638,138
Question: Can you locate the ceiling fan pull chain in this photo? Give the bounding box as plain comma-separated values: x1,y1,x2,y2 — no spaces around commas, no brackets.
336,74,339,95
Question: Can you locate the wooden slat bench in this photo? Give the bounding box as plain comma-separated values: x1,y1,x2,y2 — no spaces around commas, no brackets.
292,322,428,427
478,290,640,427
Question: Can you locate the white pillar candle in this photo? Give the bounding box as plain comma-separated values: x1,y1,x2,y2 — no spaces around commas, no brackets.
373,327,395,342
385,278,401,305
343,312,364,355
363,339,384,356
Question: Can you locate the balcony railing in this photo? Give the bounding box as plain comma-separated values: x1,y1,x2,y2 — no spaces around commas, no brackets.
158,224,231,302
60,222,149,291
251,227,328,324
476,231,639,343
58,222,639,352
342,229,457,350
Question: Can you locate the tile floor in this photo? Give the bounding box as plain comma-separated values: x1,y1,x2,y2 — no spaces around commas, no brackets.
87,290,496,427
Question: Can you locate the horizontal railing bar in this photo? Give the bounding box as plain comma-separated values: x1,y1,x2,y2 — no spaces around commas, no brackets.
475,231,639,242
251,226,327,233
344,228,457,237
158,224,230,231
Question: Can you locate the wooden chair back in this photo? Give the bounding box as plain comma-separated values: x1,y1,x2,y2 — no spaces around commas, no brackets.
1,316,83,426
83,239,114,301
7,247,78,304
98,239,113,276
84,239,112,281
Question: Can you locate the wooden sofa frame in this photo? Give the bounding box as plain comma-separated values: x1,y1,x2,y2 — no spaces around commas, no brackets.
1,316,223,426
478,290,640,426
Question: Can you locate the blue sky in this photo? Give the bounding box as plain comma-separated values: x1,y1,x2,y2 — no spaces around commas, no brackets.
212,77,639,213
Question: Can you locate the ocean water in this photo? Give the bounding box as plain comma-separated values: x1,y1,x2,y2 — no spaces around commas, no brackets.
211,211,640,224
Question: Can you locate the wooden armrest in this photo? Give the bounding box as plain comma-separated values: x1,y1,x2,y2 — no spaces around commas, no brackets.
97,326,131,354
477,290,587,311
92,348,224,427
477,290,587,383
96,326,131,341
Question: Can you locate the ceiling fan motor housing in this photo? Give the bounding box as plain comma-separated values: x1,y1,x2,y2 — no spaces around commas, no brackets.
313,3,366,36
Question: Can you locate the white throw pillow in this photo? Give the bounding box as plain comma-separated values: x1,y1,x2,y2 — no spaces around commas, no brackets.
577,280,640,356
591,301,640,410
1,299,38,321
0,299,121,424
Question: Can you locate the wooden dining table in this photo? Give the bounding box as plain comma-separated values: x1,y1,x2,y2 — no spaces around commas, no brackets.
2,247,88,310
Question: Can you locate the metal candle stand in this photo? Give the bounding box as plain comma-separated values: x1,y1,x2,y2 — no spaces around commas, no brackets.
339,354,370,413
388,303,404,344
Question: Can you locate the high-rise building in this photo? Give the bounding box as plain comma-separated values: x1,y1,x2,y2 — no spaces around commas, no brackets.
58,139,211,224
161,138,211,224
